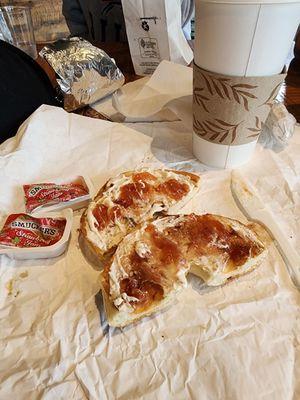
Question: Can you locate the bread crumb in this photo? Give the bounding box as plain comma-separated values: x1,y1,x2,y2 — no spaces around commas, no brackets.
5,273,26,296
5,279,13,295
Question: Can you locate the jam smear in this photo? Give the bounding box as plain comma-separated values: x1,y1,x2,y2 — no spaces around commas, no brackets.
156,179,189,201
146,224,180,265
102,239,161,299
120,268,164,311
114,172,194,210
115,181,153,208
115,225,180,311
93,204,121,230
166,214,262,268
132,172,157,182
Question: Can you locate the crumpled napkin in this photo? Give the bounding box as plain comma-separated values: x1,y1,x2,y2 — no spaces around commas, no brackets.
91,76,179,123
259,102,297,152
91,61,193,127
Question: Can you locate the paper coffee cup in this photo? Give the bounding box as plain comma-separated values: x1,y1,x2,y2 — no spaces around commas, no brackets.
193,0,300,168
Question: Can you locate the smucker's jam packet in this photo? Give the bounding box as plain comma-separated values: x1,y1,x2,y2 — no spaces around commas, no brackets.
0,214,67,248
23,177,89,213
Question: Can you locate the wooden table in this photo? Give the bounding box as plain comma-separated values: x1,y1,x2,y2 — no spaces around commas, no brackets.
37,41,300,123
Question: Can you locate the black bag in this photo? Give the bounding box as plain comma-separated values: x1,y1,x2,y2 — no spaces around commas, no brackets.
0,40,61,143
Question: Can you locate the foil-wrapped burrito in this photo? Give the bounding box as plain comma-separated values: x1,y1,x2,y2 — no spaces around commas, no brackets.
40,37,125,111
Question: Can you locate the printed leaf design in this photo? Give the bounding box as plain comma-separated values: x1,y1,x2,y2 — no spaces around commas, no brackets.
255,116,260,128
231,126,238,143
232,84,258,89
193,118,207,137
194,117,242,144
238,90,257,99
220,131,229,143
205,120,226,130
232,90,241,104
194,87,210,113
242,96,249,112
200,72,213,95
203,121,219,134
199,72,258,111
220,82,230,99
210,133,220,141
259,82,283,108
215,119,236,127
212,80,224,99
218,78,231,82
246,116,262,138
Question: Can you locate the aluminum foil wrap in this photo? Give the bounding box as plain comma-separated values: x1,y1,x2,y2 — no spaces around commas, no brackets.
40,37,125,111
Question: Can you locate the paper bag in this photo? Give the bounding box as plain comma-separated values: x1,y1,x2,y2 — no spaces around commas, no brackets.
121,0,193,76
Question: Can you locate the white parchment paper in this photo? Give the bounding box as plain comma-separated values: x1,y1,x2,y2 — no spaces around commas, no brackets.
0,106,299,399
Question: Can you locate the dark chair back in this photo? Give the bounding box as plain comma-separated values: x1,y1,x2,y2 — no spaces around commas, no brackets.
0,40,60,143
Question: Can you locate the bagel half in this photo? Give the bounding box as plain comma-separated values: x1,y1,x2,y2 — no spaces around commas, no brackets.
101,214,267,327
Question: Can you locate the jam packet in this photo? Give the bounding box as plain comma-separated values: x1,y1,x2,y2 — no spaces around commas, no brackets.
0,209,73,259
0,214,67,248
23,176,90,213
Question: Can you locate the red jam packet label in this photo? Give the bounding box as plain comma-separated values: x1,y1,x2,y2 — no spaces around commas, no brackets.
23,178,89,213
0,214,67,248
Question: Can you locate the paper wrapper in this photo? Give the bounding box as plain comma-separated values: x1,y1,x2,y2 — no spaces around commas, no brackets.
193,63,286,145
113,60,192,117
92,61,194,130
0,106,300,399
121,0,193,76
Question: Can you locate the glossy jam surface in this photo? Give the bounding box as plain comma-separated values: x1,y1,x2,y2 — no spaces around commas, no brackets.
115,181,153,208
156,179,189,201
112,224,182,312
166,214,262,269
120,274,164,309
132,172,157,182
93,171,199,232
93,204,121,230
145,224,181,265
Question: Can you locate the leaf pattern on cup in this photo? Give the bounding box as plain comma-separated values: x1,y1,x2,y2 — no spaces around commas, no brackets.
199,72,258,111
193,63,286,145
247,116,262,138
194,87,210,113
259,82,283,108
194,117,242,144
